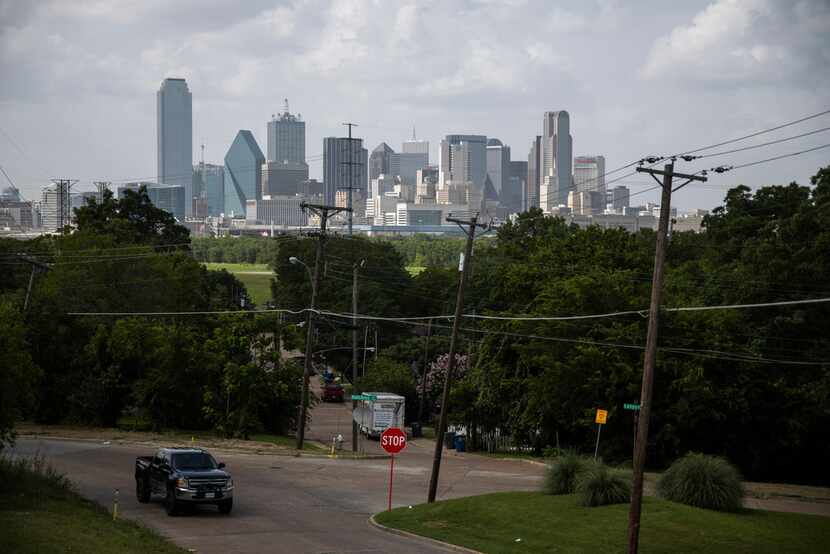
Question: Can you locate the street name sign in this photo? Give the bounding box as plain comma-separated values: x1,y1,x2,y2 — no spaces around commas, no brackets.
351,394,377,401
623,403,641,411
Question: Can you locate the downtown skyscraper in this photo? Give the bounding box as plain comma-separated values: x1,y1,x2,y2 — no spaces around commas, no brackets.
157,78,193,216
540,110,572,210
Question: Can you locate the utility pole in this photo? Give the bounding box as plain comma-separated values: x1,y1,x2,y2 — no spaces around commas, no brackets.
626,160,706,553
427,214,488,503
352,258,365,452
342,122,359,235
418,318,433,426
296,202,351,450
18,254,50,312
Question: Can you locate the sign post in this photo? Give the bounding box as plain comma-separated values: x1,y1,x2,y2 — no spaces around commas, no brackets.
594,409,608,460
381,427,407,511
624,403,641,450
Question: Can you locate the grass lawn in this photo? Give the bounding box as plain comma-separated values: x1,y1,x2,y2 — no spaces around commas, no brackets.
0,456,183,554
203,262,270,272
203,262,273,306
375,492,830,553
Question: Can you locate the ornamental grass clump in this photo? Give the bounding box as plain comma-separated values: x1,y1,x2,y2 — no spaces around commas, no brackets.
657,453,745,512
543,452,591,495
575,464,631,507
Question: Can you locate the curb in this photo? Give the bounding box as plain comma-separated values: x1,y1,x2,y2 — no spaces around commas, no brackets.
368,514,483,554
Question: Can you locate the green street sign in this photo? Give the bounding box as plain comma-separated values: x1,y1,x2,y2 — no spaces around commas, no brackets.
351,394,377,401
623,403,641,411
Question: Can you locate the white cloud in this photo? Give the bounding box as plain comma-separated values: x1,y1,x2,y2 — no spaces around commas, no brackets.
641,0,829,85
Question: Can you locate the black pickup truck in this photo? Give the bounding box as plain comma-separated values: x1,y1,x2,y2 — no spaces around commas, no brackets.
135,447,234,515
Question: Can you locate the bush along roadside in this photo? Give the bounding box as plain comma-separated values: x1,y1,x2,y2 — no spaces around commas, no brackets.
544,451,592,495
657,453,745,512
576,464,631,507
0,454,184,553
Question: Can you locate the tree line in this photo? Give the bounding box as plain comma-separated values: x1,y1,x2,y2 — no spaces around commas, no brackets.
0,188,302,445
2,168,828,485
268,167,830,485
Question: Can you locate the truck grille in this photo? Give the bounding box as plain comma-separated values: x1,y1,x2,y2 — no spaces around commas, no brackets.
188,478,228,491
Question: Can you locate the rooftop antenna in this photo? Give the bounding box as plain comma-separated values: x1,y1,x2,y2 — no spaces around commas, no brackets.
284,98,289,115
412,126,416,140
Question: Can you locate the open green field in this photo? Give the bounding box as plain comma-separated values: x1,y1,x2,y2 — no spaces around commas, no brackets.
0,456,183,554
375,492,830,554
203,262,273,306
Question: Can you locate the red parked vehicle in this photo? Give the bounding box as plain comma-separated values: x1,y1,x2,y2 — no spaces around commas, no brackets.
322,383,345,402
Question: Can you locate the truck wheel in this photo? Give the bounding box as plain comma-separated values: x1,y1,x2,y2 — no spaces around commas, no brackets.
218,499,233,514
136,478,151,503
165,487,179,516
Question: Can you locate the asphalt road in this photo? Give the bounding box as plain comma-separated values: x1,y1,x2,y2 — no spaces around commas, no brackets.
11,380,545,553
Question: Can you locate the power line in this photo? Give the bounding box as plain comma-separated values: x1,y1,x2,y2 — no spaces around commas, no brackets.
695,126,830,160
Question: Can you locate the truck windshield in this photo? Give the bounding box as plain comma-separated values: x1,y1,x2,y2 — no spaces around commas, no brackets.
172,453,217,470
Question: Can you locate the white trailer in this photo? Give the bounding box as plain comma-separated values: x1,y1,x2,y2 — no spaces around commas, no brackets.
352,392,405,439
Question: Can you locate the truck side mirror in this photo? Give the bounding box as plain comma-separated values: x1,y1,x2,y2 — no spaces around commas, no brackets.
218,462,226,469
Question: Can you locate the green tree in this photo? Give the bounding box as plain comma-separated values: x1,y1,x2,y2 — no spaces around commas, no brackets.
0,300,41,448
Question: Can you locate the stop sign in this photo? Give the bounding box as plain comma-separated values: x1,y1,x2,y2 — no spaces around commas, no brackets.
380,427,407,454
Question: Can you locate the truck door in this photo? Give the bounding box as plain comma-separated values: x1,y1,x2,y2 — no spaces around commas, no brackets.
150,451,165,493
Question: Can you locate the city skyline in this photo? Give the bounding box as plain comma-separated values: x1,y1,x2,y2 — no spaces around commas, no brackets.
1,1,828,211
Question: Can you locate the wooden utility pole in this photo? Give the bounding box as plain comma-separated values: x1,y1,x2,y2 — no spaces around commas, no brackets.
427,214,488,503
352,258,364,452
627,161,706,553
295,202,351,450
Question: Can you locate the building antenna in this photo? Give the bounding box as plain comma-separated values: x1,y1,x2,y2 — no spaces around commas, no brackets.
284,98,289,115
412,126,416,141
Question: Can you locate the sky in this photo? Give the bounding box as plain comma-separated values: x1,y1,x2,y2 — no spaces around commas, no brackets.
1,0,829,210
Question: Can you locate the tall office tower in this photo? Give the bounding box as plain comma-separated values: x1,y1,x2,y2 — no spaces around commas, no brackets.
369,143,398,181
264,103,308,198
193,163,225,216
439,134,487,194
157,78,193,216
267,100,305,164
415,166,439,203
224,131,265,217
402,138,429,156
486,138,511,198
503,160,527,214
573,155,606,198
527,136,541,210
610,185,630,211
542,111,572,206
323,137,368,206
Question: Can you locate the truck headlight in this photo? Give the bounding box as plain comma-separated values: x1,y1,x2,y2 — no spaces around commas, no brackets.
224,478,234,490
175,478,189,489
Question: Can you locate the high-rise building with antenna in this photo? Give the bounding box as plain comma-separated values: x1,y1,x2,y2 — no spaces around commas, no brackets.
264,100,308,196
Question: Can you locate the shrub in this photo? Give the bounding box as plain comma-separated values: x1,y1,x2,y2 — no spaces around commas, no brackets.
657,453,745,512
0,454,73,508
544,452,591,495
576,464,631,507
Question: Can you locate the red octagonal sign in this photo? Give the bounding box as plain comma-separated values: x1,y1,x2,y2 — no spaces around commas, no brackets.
380,427,407,454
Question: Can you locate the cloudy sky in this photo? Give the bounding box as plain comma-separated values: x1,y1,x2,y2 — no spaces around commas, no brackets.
1,0,828,210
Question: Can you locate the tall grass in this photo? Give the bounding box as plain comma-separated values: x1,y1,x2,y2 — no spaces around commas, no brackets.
575,464,631,507
543,452,592,495
657,453,745,512
0,454,74,508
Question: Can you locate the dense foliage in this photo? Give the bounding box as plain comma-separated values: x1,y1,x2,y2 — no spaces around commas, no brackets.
0,188,302,442
657,453,745,512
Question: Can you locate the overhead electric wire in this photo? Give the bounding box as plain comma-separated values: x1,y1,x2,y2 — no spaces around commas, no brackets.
695,126,830,159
